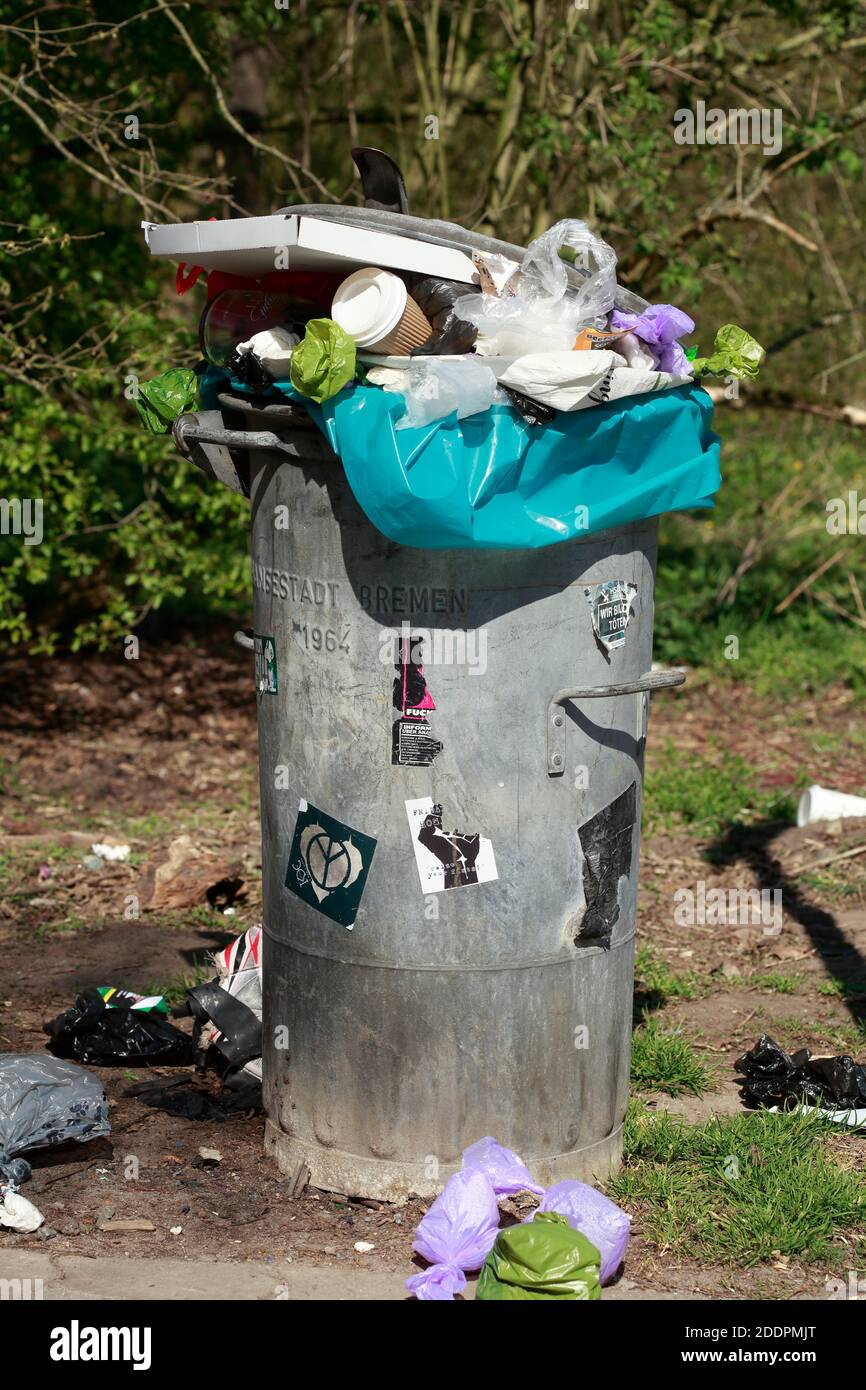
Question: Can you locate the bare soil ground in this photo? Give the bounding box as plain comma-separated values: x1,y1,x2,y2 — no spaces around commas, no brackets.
1,634,864,1299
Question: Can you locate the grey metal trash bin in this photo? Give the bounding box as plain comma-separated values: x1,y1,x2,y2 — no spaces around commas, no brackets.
174,396,683,1201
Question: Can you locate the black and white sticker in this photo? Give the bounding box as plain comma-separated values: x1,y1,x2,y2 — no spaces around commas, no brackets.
405,797,497,894
584,580,637,653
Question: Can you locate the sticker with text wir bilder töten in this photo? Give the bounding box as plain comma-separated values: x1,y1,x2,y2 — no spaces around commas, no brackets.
583,580,638,654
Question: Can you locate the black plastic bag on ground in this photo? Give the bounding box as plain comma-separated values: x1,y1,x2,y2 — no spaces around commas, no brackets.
171,925,263,1080
736,1033,866,1110
44,987,194,1066
0,1054,110,1184
801,1053,866,1108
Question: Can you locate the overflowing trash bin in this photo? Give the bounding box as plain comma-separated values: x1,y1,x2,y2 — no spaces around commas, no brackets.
142,148,754,1200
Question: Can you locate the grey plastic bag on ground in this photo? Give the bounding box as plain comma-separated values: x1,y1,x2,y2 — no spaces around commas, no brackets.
0,1054,110,1184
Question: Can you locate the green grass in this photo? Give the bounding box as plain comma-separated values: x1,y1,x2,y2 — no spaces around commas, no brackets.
630,1016,713,1096
634,946,701,1008
33,912,89,938
654,411,866,701
643,743,798,838
818,977,866,1000
609,1100,866,1267
145,958,213,1005
0,758,23,796
800,869,866,901
772,1013,866,1053
749,972,801,995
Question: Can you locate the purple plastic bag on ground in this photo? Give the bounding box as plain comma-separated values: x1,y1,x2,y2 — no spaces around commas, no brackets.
532,1179,630,1284
406,1169,500,1300
461,1135,545,1196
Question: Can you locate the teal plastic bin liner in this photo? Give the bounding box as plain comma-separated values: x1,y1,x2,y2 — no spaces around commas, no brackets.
203,370,720,550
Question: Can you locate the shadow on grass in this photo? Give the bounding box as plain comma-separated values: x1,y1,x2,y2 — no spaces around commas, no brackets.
632,983,668,1028
706,816,866,1033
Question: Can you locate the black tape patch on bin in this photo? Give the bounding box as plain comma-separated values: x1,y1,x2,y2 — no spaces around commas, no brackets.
285,800,376,930
391,630,443,767
576,782,636,942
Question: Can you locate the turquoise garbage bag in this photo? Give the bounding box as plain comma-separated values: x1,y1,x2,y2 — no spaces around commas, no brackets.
201,370,720,551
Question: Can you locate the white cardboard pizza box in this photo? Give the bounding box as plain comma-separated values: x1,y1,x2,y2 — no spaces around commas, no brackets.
142,212,477,282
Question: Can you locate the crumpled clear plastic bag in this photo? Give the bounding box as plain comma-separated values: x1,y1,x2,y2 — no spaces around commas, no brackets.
405,1168,501,1300
453,219,618,353
452,293,576,356
370,357,498,430
519,218,618,329
531,1179,631,1284
0,1054,110,1185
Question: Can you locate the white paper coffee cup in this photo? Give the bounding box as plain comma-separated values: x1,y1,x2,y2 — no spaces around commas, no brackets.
331,267,431,354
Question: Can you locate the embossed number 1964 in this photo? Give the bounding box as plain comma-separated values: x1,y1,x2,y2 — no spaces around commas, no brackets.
292,619,351,655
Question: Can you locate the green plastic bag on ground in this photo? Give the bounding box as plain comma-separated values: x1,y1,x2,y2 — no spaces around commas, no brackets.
135,368,199,433
290,318,356,403
691,324,764,380
475,1211,601,1300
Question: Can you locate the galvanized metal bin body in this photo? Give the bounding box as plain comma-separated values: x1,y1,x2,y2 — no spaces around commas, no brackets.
250,442,659,1202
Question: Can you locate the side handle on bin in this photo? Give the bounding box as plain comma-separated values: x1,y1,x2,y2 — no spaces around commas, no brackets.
172,412,251,496
547,668,686,776
234,629,255,653
172,411,338,474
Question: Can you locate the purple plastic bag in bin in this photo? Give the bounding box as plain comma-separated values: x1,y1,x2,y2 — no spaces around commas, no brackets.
461,1135,545,1196
406,1169,500,1301
532,1180,630,1284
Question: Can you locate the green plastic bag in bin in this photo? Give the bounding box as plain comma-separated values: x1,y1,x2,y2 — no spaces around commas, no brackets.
290,318,356,404
475,1211,601,1300
136,368,199,433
